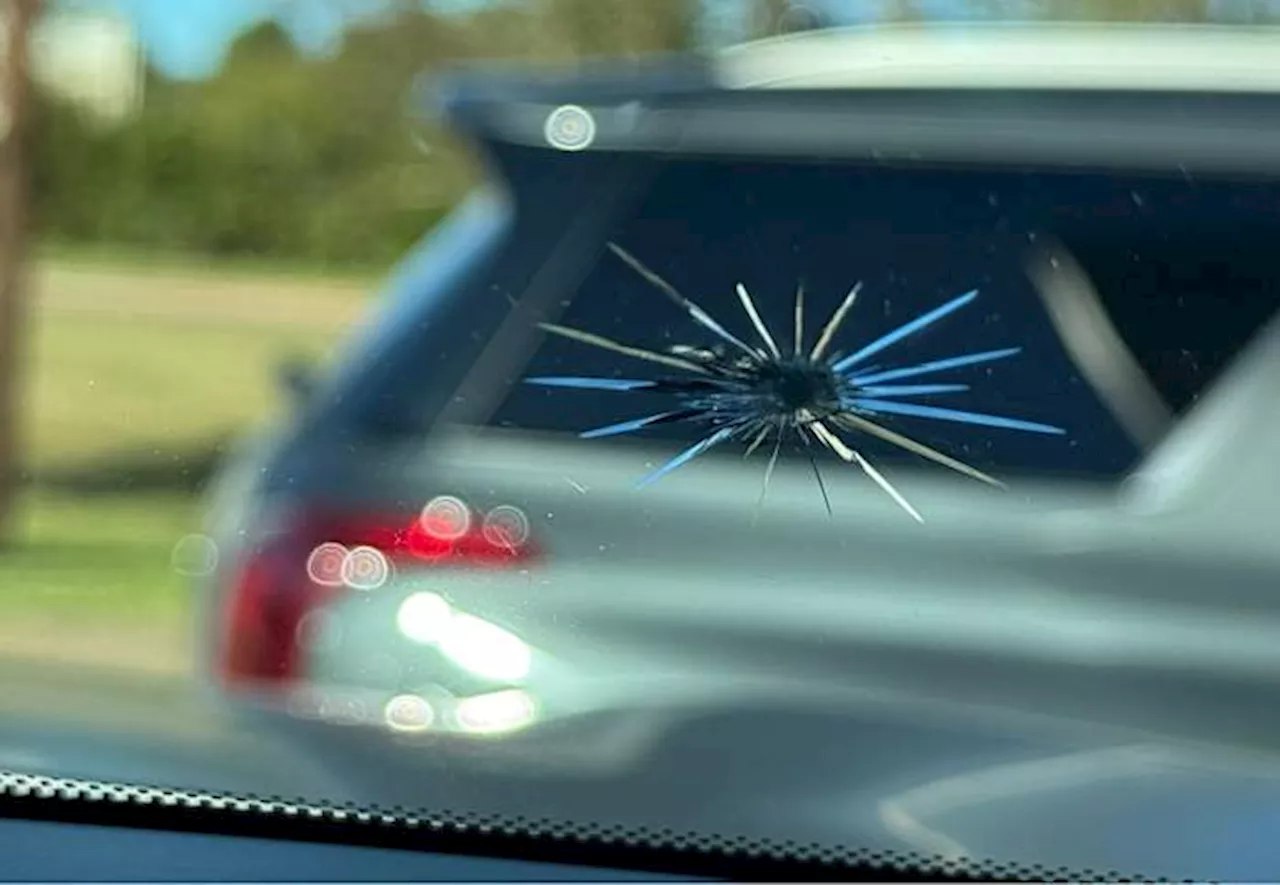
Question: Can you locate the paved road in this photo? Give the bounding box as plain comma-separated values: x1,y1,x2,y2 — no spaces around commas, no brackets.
0,658,355,802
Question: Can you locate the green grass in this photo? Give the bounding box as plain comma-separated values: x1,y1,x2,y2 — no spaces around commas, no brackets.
0,490,198,624
27,287,348,473
0,256,364,659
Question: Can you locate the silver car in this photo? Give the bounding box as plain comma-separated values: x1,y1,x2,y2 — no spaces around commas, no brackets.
199,21,1280,881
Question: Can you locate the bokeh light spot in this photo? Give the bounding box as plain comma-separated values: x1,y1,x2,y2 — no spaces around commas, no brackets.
420,495,470,540
306,542,348,587
482,504,530,549
341,545,391,591
544,104,595,151
171,533,219,577
384,693,434,733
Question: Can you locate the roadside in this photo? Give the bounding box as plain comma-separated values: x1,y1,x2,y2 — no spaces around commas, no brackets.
32,261,371,329
0,490,196,676
0,617,189,679
35,242,384,287
1,258,370,677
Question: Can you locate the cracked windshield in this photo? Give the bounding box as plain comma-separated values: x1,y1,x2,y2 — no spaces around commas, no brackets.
8,0,1280,879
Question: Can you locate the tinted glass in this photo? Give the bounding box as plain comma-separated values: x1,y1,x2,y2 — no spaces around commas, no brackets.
483,157,1280,484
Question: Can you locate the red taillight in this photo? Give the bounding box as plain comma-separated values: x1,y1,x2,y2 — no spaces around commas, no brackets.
219,537,335,685
216,500,539,689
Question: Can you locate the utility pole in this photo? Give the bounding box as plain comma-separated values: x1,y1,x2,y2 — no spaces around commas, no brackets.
0,0,39,544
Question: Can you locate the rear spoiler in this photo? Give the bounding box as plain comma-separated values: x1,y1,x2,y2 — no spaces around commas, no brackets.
412,54,714,129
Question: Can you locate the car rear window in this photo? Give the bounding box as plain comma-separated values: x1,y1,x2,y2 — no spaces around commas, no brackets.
476,156,1280,484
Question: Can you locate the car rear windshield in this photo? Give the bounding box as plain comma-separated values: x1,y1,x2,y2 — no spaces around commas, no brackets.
448,155,1278,484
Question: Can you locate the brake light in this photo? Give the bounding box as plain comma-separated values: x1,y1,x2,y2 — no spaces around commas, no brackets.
309,508,538,568
219,535,331,685
216,499,539,689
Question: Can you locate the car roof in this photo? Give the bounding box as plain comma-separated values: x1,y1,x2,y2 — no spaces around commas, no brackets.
425,21,1280,116
421,22,1280,177
717,21,1280,92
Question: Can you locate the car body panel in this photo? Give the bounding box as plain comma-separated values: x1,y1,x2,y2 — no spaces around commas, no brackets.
718,22,1280,92
263,422,1280,878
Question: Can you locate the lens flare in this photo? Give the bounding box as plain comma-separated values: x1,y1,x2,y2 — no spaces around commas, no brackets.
384,694,435,733
306,542,348,587
171,533,219,577
544,104,595,151
341,545,391,591
420,495,471,541
482,505,530,549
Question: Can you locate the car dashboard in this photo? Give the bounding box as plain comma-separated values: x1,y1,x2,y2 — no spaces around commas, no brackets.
0,816,673,882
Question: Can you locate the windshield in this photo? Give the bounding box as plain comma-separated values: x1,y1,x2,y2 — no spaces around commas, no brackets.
479,157,1253,484
13,2,1280,883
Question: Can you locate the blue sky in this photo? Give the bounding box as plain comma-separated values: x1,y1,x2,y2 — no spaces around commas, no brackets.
93,0,282,77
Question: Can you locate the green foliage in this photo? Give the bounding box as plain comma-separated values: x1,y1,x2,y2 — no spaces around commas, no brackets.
0,490,195,623
31,1,701,269
31,25,453,268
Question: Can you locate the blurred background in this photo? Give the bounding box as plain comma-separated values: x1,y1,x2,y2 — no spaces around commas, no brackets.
0,0,1278,794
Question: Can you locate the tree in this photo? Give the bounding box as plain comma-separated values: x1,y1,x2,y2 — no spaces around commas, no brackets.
521,0,696,59
1035,0,1213,20
972,0,1233,22
0,0,40,544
